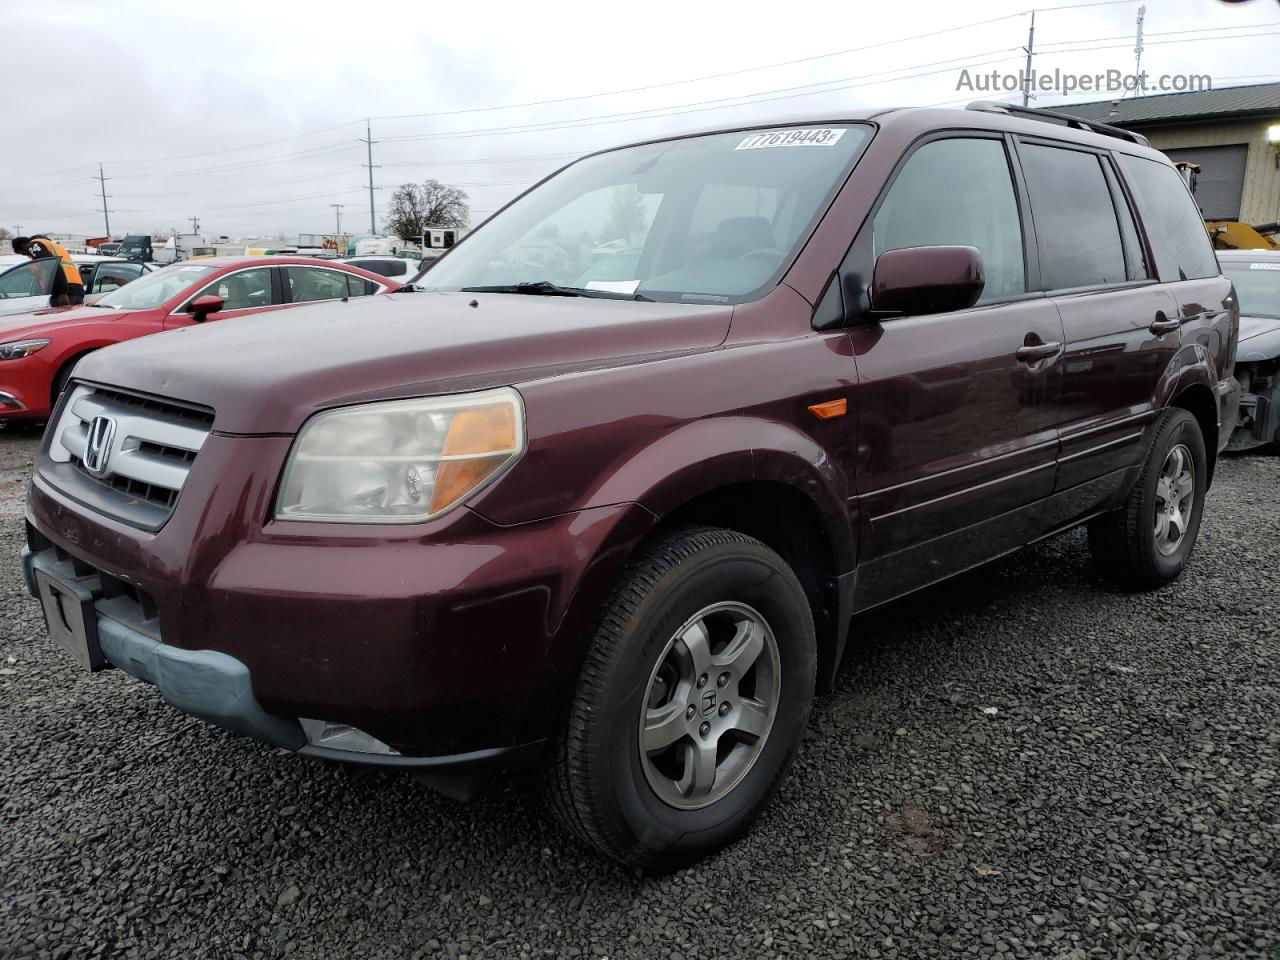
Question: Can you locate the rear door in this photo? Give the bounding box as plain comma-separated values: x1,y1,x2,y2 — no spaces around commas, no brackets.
282,265,384,304
87,262,146,296
1115,153,1234,407
1015,138,1181,491
846,133,1066,606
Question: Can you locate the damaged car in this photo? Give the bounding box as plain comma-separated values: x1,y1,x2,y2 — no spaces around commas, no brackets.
1220,250,1280,452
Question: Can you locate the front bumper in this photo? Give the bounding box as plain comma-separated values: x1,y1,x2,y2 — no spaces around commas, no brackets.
25,430,656,769
21,544,546,797
0,354,59,418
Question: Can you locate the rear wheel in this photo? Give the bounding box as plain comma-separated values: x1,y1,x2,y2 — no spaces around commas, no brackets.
1088,408,1207,588
543,527,815,871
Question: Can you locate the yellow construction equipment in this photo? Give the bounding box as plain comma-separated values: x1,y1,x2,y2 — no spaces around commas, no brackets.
1175,161,1279,251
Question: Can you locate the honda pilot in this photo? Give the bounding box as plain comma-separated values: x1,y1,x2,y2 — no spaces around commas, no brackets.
23,103,1239,870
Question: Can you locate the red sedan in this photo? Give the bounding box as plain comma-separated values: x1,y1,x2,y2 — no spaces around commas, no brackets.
0,257,395,419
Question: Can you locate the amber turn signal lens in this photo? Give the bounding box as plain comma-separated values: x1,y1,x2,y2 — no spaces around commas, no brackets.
430,404,519,513
807,398,847,420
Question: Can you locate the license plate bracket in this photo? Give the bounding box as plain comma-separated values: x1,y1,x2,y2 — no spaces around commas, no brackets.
34,566,108,672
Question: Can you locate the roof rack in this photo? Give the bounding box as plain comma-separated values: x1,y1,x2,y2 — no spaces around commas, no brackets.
965,100,1150,147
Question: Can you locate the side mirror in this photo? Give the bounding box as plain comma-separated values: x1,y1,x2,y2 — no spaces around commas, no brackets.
871,245,985,317
190,294,225,322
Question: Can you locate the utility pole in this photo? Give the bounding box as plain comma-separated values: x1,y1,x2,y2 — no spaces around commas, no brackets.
188,216,200,236
360,119,379,234
1021,9,1036,107
1129,5,1146,97
331,203,344,236
97,163,112,237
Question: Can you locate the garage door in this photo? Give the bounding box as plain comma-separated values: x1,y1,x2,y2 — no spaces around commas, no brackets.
1161,144,1248,220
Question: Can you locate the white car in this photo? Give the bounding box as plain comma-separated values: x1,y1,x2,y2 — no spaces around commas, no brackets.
0,256,159,317
339,255,434,289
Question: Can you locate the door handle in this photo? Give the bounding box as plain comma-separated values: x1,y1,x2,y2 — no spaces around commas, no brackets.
1016,341,1061,363
1149,316,1181,335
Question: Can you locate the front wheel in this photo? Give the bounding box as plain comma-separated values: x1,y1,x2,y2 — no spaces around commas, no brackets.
543,527,816,871
1088,408,1207,588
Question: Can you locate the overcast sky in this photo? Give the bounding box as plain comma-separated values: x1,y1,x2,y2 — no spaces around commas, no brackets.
2,0,1277,241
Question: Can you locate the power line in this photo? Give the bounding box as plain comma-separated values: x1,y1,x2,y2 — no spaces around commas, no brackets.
0,0,1140,187
108,143,360,180
95,120,365,167
368,0,1139,125
377,48,1024,145
1039,20,1280,47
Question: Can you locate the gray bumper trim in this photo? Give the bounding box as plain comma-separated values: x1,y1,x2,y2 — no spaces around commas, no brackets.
97,618,308,751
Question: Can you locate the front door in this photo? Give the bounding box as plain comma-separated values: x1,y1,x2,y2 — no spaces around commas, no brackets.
845,134,1065,607
166,265,285,329
0,258,60,316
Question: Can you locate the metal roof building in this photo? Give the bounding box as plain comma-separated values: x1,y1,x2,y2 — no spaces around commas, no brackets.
1062,83,1280,224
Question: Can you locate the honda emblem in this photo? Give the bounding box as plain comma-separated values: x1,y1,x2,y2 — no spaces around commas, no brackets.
83,416,116,475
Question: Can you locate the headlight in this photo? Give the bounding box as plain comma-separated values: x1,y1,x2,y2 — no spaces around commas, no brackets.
0,338,51,360
276,388,525,523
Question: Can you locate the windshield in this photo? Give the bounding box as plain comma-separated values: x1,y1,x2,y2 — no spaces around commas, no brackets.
1223,261,1280,320
94,263,216,310
421,124,870,303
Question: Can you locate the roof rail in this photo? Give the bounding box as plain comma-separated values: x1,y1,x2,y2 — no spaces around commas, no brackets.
965,100,1151,147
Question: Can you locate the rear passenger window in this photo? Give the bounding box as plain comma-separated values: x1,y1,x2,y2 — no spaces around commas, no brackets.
1116,154,1219,282
873,138,1025,302
286,266,349,303
1019,144,1126,290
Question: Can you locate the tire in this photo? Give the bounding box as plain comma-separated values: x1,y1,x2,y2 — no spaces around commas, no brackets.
51,355,86,408
543,526,816,871
1088,408,1207,589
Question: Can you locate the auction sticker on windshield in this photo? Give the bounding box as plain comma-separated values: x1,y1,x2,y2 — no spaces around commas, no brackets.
735,128,847,150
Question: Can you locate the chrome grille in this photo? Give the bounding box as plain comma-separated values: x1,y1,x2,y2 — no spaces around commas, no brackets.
43,384,214,530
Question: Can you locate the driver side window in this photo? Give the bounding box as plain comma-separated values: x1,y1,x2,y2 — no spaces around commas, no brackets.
873,137,1026,302
192,267,274,311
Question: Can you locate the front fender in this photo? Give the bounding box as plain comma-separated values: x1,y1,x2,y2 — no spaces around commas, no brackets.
581,416,855,571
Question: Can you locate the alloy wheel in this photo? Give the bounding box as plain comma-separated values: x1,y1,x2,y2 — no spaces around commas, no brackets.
638,601,781,810
1154,442,1195,556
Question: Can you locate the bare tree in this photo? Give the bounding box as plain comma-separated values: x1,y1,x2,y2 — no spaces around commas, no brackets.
603,185,646,243
384,180,470,241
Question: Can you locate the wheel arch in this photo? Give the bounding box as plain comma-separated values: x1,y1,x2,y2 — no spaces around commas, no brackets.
648,478,854,692
50,346,103,407
1156,345,1222,486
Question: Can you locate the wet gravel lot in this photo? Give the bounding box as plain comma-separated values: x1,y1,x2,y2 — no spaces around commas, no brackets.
0,427,1276,960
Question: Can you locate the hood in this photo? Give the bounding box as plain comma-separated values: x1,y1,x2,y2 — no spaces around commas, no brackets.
1238,312,1280,364
1239,313,1280,344
0,304,126,340
75,291,732,434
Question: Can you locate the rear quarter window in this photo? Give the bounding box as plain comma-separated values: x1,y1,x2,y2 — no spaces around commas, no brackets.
1116,154,1219,282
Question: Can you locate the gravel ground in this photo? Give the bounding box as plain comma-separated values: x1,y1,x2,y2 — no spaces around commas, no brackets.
0,429,1276,960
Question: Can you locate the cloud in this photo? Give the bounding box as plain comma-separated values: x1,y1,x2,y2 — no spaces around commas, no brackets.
1,0,1274,239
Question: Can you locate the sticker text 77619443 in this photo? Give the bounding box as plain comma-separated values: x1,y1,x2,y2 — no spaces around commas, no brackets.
735,128,847,151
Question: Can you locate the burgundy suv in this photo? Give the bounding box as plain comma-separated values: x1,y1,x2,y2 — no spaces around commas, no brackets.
23,104,1239,870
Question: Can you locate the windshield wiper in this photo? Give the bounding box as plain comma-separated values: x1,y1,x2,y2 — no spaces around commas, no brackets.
461,280,653,302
